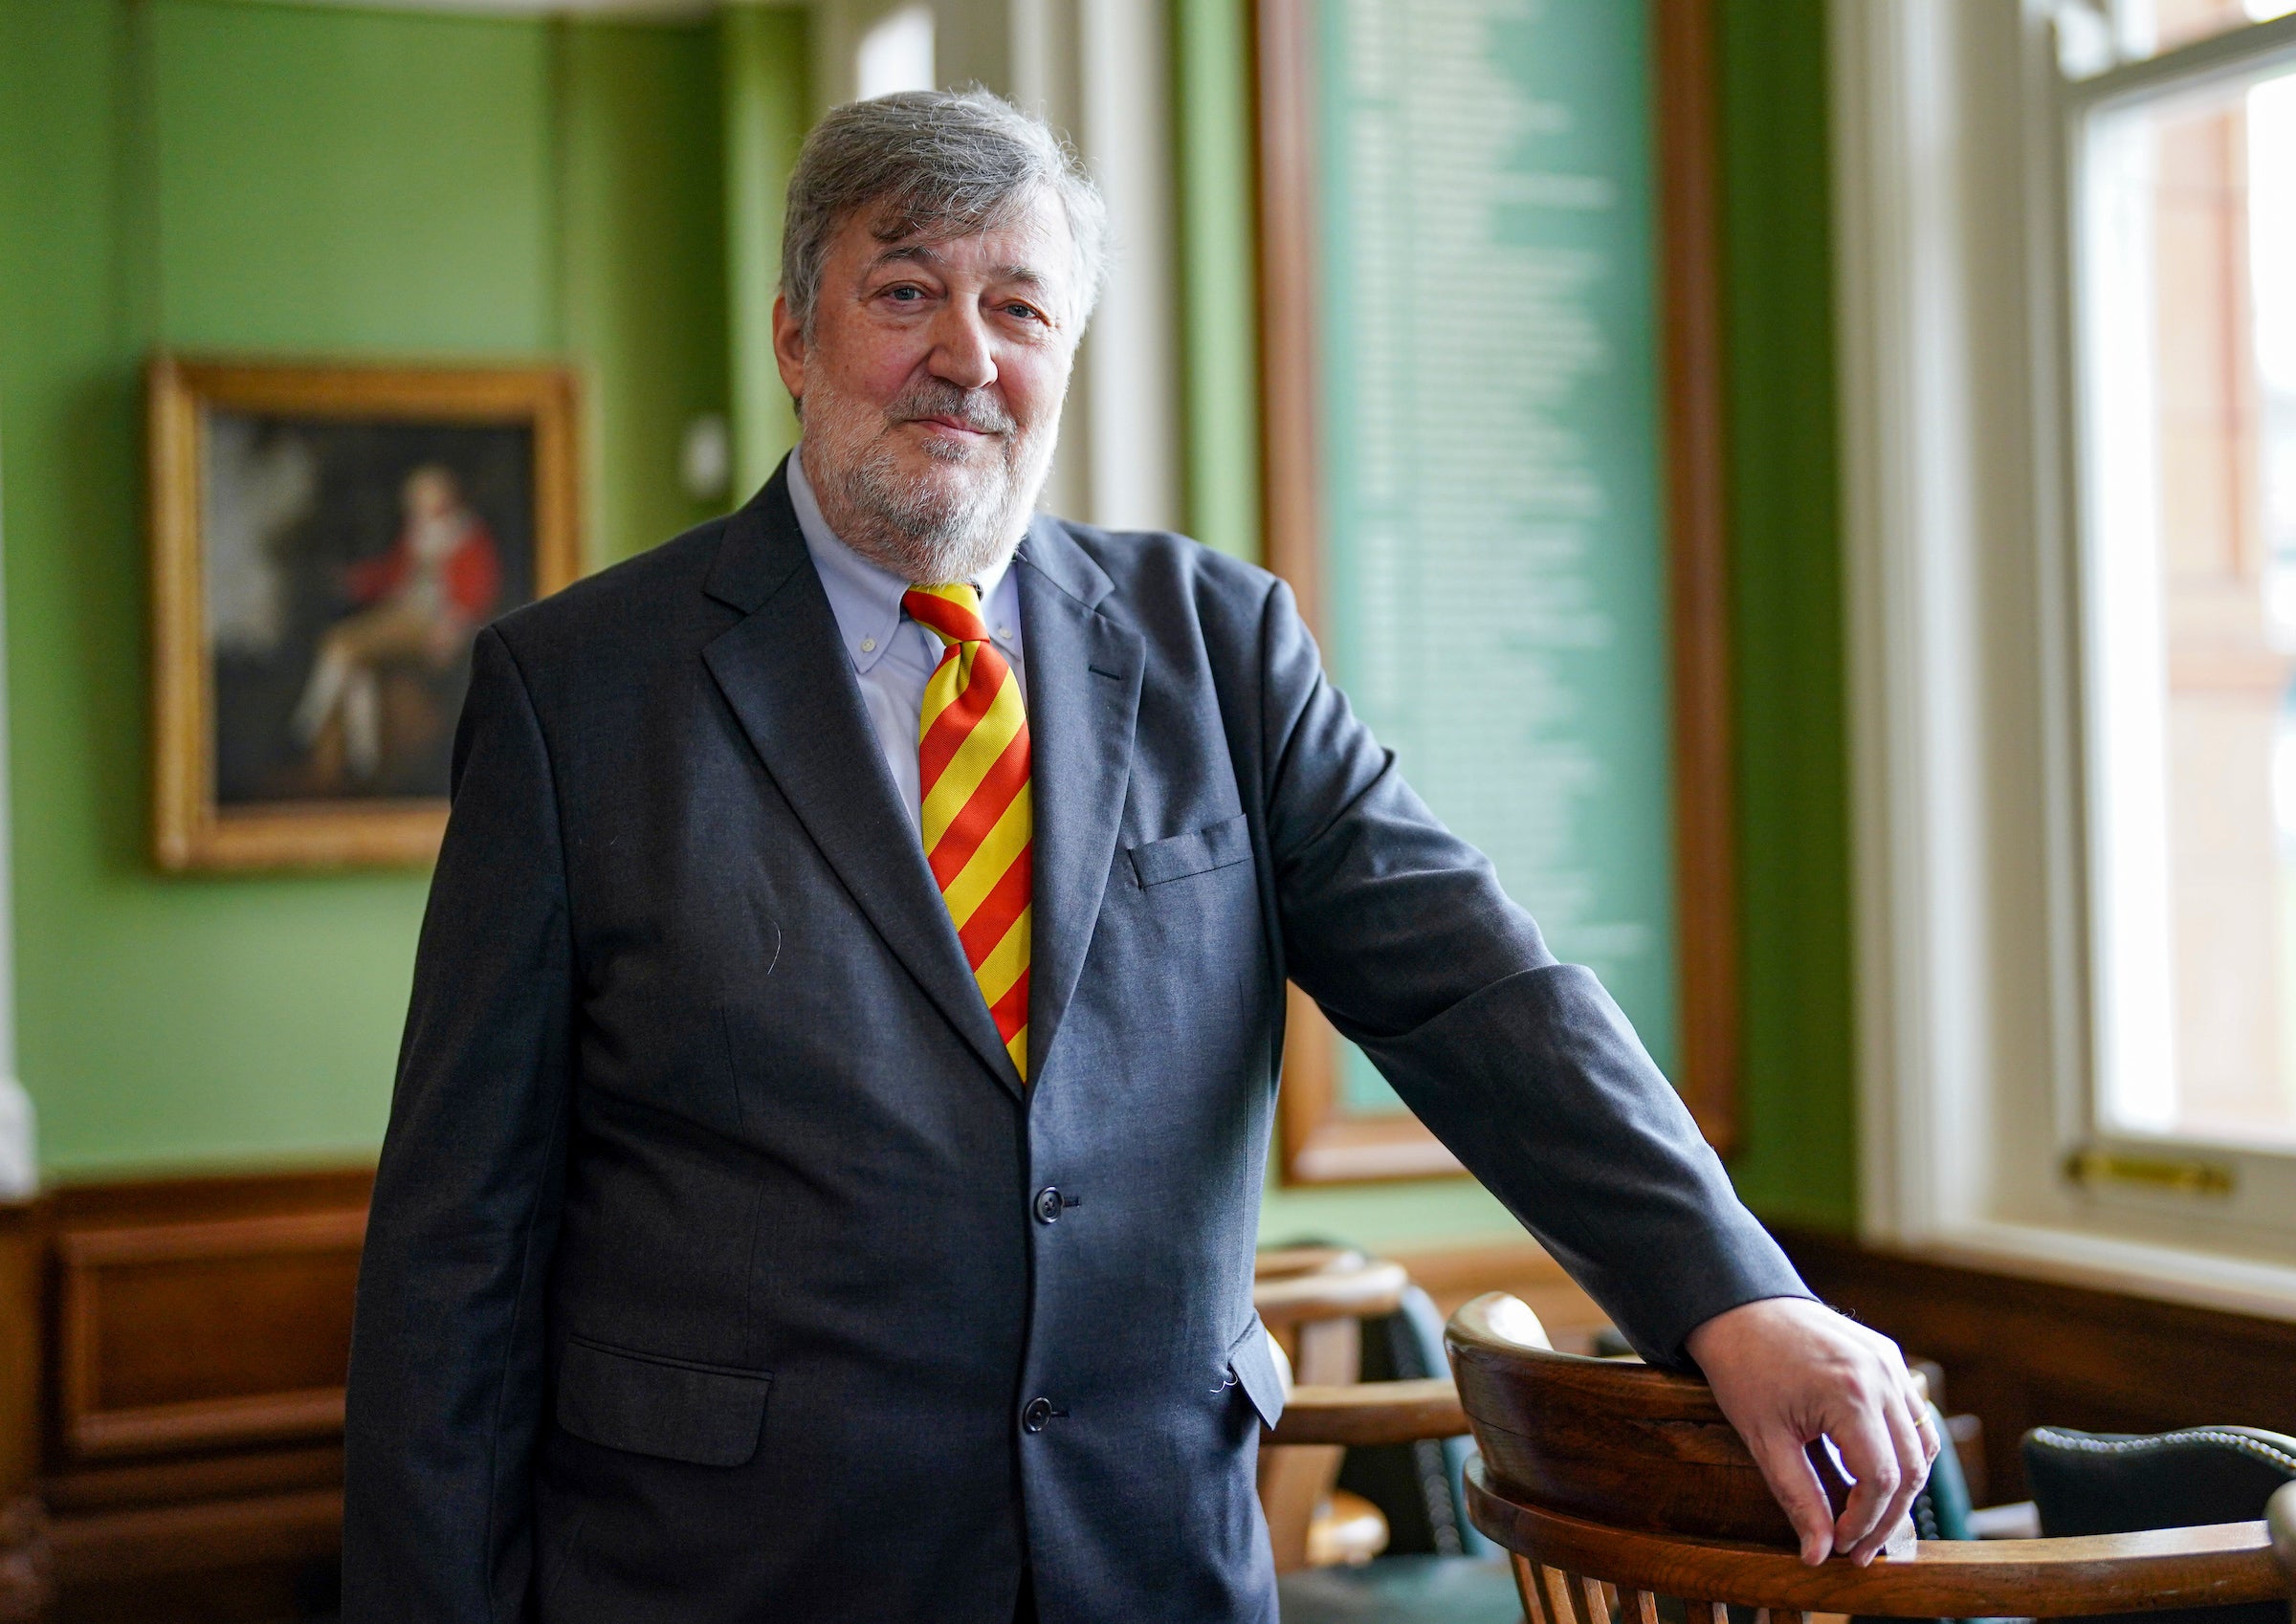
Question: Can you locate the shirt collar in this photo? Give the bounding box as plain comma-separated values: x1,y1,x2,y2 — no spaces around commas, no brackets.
788,444,1015,675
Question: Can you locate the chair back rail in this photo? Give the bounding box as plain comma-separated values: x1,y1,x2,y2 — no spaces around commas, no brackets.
1447,1293,1843,1547
1446,1292,2289,1620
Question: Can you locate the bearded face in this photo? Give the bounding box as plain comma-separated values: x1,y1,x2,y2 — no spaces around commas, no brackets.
799,369,1059,585
772,189,1081,585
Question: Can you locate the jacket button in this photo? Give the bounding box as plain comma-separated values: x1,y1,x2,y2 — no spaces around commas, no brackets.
1032,1185,1063,1224
1022,1396,1054,1433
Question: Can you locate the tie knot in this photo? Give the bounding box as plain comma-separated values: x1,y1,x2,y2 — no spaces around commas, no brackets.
903,582,989,647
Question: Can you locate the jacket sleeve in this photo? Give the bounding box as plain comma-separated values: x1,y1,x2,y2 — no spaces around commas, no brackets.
1249,576,1810,1364
342,626,575,1623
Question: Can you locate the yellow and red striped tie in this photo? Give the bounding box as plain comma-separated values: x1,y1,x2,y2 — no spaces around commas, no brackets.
904,582,1031,1081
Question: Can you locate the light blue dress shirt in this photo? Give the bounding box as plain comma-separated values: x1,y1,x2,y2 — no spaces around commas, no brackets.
787,446,1028,833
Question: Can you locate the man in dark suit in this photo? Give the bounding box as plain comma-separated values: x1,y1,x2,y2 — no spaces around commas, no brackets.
342,89,1935,1624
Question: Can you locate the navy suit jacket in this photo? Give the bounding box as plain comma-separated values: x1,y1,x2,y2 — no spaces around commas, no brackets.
341,463,1808,1623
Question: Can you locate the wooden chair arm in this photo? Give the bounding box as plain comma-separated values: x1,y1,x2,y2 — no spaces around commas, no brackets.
1265,1377,1467,1447
1251,1259,1409,1328
1467,1464,2285,1616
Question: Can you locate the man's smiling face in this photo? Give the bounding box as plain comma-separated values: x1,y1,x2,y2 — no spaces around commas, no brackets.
773,187,1082,584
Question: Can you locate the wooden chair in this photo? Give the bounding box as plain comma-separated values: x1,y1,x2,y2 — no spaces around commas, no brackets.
1447,1291,2289,1622
1253,1246,1411,1569
1265,1265,1524,1621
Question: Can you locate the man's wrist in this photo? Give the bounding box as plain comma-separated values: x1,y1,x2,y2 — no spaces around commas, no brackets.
1683,1293,1825,1370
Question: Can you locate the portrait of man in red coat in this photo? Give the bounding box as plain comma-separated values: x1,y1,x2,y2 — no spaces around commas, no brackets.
291,463,504,785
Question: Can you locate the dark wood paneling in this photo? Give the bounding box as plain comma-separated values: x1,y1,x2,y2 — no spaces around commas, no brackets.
1777,1227,2296,1503
46,1490,342,1588
53,1559,333,1624
0,1497,50,1624
1,1202,53,1621
33,1167,373,1622
44,1170,372,1231
40,1448,342,1520
56,1211,362,1462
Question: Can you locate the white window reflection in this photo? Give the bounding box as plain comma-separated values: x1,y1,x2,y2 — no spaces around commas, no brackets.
2082,55,2296,1145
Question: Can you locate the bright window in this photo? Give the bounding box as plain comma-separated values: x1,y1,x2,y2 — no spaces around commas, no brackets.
2072,11,2296,1152
1837,0,2296,1298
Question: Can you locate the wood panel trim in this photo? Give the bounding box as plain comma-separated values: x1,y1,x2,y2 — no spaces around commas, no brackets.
56,1209,364,1267
45,1166,373,1228
1254,0,1744,1180
30,1168,374,1607
70,1391,347,1463
46,1489,342,1586
55,1204,365,1465
41,1446,344,1519
1650,0,1739,1153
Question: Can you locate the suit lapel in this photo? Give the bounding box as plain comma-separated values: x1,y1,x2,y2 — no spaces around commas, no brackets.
1015,516,1143,1083
701,469,1025,1097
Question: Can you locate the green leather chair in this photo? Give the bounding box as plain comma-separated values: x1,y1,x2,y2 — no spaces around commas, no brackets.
2023,1423,2296,1624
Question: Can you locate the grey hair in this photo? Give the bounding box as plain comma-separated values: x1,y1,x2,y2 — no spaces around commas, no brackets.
780,88,1109,334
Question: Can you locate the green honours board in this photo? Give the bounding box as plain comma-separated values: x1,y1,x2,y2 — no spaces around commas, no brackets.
1259,0,1734,1180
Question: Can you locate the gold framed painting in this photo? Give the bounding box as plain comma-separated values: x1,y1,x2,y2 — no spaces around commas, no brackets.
148,357,581,871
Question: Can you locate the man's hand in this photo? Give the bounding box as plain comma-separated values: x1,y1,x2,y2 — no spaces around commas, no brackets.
1683,1296,1939,1568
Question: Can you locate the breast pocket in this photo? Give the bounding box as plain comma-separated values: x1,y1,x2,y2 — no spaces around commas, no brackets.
1129,813,1251,889
554,1335,772,1467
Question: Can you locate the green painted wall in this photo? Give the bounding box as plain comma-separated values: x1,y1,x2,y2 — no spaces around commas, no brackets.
149,4,557,354
1173,0,1860,1244
1712,0,1857,1231
721,5,809,499
1170,0,1260,564
0,0,1855,1235
560,20,734,566
0,0,733,1174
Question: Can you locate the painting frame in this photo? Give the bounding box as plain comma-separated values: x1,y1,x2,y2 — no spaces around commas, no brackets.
1255,0,1741,1181
148,356,581,871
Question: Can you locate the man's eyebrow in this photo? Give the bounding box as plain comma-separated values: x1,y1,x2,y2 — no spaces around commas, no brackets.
862,244,1049,289
869,243,945,273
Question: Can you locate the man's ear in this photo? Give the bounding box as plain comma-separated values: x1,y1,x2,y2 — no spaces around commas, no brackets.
771,291,806,406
